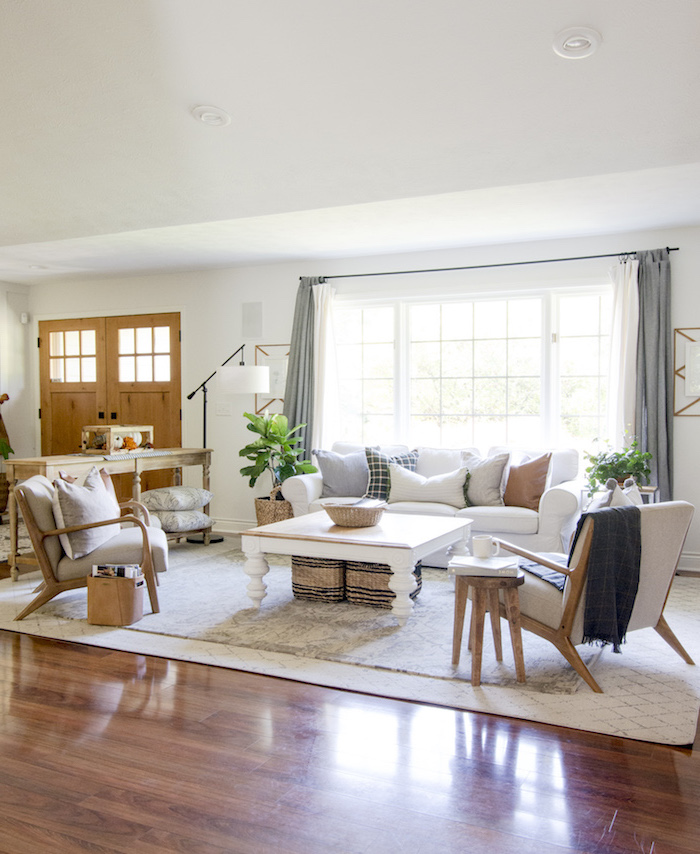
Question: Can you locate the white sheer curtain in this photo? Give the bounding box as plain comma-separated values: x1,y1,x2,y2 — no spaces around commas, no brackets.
311,281,339,451
607,258,639,447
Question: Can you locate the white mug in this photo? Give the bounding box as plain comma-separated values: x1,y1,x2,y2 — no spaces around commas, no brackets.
472,534,499,559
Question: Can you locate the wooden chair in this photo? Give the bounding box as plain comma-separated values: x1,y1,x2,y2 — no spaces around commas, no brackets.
14,475,168,621
495,500,695,693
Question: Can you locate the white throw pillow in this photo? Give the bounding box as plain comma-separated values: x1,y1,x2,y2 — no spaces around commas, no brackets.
461,451,509,506
52,467,121,559
387,464,469,509
610,484,635,507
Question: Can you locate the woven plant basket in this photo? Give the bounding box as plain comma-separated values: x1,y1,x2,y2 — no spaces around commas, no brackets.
254,485,294,526
345,560,422,609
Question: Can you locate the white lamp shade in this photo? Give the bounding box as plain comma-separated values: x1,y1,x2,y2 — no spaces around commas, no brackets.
218,364,270,395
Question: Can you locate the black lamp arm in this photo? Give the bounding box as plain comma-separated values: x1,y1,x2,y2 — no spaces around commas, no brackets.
187,344,247,400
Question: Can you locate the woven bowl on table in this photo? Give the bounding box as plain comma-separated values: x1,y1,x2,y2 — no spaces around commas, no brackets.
321,502,386,528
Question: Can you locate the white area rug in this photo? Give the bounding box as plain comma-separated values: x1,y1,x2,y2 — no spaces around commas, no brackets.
1,536,699,745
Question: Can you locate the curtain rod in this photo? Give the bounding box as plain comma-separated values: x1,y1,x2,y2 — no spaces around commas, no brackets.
316,247,679,281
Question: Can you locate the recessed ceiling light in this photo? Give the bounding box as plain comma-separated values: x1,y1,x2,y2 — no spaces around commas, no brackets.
553,27,602,59
191,105,231,127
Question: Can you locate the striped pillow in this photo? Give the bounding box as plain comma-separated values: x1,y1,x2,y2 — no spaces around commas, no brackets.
387,463,469,509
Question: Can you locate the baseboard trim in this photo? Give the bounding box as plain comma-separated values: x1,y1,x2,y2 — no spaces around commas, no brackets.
677,551,700,576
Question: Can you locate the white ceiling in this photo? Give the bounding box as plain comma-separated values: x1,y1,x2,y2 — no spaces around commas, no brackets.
1,0,699,285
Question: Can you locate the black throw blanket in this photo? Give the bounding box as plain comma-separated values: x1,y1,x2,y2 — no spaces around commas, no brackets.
570,505,641,652
520,506,642,652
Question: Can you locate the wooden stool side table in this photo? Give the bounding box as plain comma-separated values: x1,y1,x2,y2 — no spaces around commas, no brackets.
452,571,526,687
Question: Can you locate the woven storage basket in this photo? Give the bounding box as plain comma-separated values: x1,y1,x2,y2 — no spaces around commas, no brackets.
322,502,385,527
291,556,346,602
254,486,294,526
345,560,422,609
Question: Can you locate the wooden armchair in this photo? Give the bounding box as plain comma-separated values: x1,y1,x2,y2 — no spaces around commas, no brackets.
495,500,694,693
14,475,168,621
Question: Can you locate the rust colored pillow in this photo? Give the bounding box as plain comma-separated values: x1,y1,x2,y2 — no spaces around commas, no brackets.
504,453,552,511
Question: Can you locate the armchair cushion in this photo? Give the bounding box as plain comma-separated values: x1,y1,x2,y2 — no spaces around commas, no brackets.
55,525,169,582
51,467,121,559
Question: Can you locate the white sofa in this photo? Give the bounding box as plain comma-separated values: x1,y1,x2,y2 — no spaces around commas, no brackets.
281,443,582,567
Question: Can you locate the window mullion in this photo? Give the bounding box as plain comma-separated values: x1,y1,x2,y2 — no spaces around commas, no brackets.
543,293,557,446
395,302,410,444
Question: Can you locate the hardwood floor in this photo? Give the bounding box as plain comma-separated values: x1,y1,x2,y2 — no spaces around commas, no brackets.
1,629,699,854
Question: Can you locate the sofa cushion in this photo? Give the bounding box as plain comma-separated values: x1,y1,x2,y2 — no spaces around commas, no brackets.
313,449,369,498
384,501,458,517
52,467,121,559
461,452,509,507
387,463,469,508
456,504,539,535
365,448,419,500
504,453,551,511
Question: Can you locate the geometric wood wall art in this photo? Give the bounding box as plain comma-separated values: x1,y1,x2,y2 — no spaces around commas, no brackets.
255,344,289,415
674,328,700,415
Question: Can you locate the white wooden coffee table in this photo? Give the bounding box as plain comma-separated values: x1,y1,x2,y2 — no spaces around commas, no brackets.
240,512,472,625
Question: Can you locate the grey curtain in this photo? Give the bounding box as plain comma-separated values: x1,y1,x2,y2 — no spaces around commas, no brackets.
635,248,673,499
283,276,321,458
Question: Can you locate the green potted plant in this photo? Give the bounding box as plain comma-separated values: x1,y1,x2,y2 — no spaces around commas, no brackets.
584,439,652,496
239,411,317,524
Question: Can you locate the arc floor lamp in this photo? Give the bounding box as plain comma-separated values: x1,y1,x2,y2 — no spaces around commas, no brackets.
187,344,270,543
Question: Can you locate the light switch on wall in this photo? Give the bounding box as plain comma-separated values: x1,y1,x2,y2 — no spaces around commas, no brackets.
216,402,233,416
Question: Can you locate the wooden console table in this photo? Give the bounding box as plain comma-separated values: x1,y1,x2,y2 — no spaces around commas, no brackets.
5,448,212,581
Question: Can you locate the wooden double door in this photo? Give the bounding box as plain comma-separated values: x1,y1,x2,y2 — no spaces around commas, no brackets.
38,312,181,496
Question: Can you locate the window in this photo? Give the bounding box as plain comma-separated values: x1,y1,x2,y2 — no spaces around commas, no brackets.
117,325,171,382
49,329,97,383
333,288,612,454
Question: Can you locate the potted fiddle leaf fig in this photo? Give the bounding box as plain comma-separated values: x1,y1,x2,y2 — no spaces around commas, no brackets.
239,411,317,524
584,439,652,496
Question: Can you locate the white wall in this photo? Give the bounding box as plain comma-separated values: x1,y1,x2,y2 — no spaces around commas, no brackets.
25,224,700,565
0,281,33,465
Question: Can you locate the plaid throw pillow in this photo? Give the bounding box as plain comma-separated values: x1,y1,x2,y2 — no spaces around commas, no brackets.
364,448,418,500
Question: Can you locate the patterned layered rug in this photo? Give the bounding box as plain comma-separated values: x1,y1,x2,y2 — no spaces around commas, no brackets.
1,533,699,745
